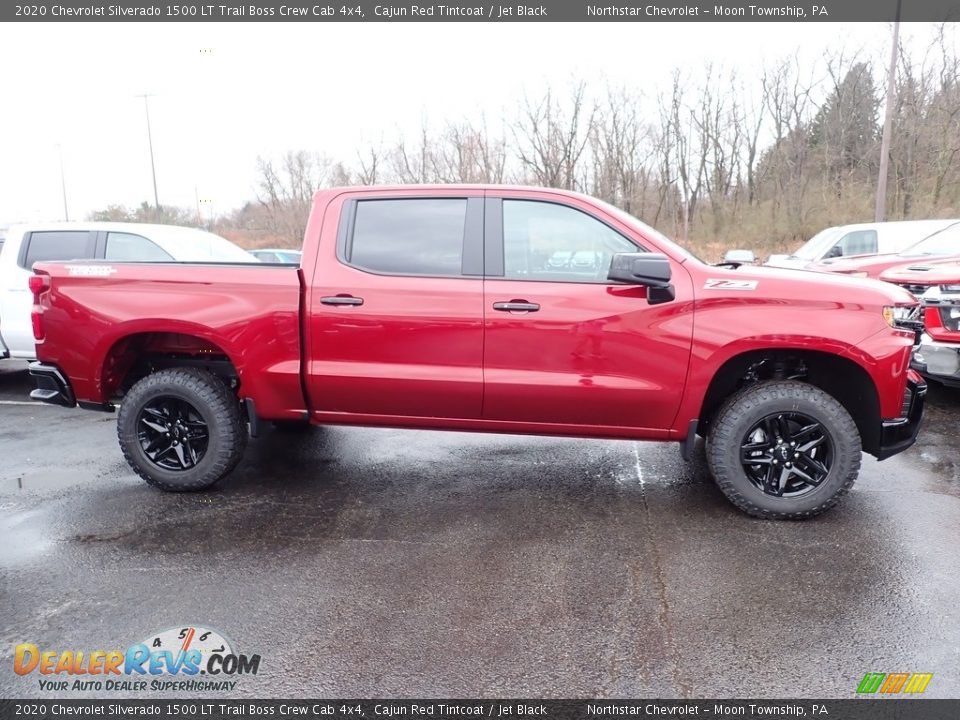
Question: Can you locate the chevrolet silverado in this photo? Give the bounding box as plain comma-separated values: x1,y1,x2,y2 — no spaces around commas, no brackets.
28,186,926,519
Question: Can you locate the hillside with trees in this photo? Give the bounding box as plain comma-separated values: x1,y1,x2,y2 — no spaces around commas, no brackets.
94,30,960,262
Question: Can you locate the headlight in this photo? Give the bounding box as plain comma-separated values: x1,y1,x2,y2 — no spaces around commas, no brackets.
883,305,918,328
941,284,960,293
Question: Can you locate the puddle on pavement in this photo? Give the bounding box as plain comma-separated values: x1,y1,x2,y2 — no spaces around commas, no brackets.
0,468,88,492
0,508,54,563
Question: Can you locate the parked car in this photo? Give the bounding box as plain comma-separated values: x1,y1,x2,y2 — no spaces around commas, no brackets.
807,221,960,279
764,219,959,270
913,286,960,387
249,248,302,264
29,185,924,520
0,222,259,360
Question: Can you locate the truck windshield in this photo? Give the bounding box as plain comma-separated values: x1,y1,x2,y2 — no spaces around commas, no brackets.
900,222,960,257
791,227,844,261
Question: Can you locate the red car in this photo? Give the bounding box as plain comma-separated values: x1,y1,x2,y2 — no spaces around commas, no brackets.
27,185,923,520
808,220,960,279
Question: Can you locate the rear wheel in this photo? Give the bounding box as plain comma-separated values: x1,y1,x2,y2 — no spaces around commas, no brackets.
117,368,246,492
706,380,861,519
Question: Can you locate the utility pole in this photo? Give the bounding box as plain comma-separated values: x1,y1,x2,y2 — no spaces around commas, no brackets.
56,143,69,221
137,93,160,209
875,0,902,222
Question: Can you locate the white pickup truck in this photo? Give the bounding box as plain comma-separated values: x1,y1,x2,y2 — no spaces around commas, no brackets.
0,222,258,360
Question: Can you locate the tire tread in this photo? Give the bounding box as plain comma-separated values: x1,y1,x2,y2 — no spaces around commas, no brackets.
706,380,861,520
117,367,246,492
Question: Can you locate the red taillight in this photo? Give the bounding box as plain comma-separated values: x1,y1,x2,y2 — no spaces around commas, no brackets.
29,273,49,341
28,274,47,296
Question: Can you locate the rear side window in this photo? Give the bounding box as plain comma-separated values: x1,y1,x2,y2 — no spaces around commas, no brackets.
348,199,466,276
105,232,173,261
22,231,93,268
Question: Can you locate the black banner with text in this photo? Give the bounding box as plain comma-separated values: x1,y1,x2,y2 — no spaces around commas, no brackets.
2,700,960,720
4,0,960,22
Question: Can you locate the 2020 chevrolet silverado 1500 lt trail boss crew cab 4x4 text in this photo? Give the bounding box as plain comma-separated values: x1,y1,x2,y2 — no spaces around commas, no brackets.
28,186,925,519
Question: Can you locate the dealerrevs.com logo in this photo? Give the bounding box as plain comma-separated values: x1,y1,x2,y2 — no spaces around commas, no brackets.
14,626,261,693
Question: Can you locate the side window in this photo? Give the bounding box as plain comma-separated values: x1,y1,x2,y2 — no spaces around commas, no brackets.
105,232,174,261
835,230,878,257
348,199,466,276
22,231,92,267
502,200,638,282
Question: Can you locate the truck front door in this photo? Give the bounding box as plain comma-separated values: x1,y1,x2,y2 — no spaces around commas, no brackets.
481,195,693,432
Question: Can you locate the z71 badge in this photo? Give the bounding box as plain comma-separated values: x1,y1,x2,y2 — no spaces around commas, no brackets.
704,279,758,290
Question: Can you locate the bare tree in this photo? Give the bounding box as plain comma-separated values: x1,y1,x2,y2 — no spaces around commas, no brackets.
255,150,334,244
513,81,595,190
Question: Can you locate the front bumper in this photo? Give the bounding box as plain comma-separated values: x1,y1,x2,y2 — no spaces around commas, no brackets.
912,333,960,387
877,375,926,461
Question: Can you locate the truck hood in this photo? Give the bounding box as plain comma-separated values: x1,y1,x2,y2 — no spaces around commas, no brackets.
708,263,917,305
807,253,906,277
880,259,960,285
764,254,810,269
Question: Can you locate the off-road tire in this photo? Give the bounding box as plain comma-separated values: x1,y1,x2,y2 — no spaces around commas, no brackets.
117,368,247,492
706,380,861,520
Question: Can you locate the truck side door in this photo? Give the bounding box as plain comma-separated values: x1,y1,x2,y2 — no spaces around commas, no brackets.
481,195,693,432
306,193,485,420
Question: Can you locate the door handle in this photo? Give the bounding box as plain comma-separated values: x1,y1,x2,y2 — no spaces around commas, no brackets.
493,301,540,312
320,295,364,306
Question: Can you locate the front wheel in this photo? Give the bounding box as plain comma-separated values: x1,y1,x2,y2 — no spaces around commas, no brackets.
706,380,861,520
117,368,247,492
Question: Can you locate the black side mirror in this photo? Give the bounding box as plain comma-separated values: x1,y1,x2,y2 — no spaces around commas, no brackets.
608,252,672,287
825,245,843,259
607,252,675,305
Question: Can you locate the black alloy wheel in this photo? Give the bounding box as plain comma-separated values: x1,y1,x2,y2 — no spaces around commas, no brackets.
136,397,210,471
740,412,834,498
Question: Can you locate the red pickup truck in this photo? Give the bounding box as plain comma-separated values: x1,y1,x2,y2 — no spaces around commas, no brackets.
28,186,925,520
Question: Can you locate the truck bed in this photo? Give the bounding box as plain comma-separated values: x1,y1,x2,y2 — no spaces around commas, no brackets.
32,261,306,419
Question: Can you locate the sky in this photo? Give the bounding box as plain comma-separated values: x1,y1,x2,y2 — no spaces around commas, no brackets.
0,21,942,223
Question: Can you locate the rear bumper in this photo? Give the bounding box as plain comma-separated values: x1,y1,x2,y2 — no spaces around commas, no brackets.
28,362,75,407
912,334,960,387
876,374,926,461
29,362,114,411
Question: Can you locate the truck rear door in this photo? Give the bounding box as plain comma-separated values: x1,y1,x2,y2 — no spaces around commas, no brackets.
306,192,485,420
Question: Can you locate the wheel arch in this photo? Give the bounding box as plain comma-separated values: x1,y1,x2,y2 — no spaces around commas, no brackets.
98,329,240,401
698,348,881,456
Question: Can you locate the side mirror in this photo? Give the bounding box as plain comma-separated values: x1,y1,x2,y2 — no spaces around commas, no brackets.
608,252,672,287
825,245,843,259
608,252,675,305
723,249,756,265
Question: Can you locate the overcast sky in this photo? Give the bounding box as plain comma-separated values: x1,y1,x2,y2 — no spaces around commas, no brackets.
0,21,943,223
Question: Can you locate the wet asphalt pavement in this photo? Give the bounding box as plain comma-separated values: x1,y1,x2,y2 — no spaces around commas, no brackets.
1,359,959,699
